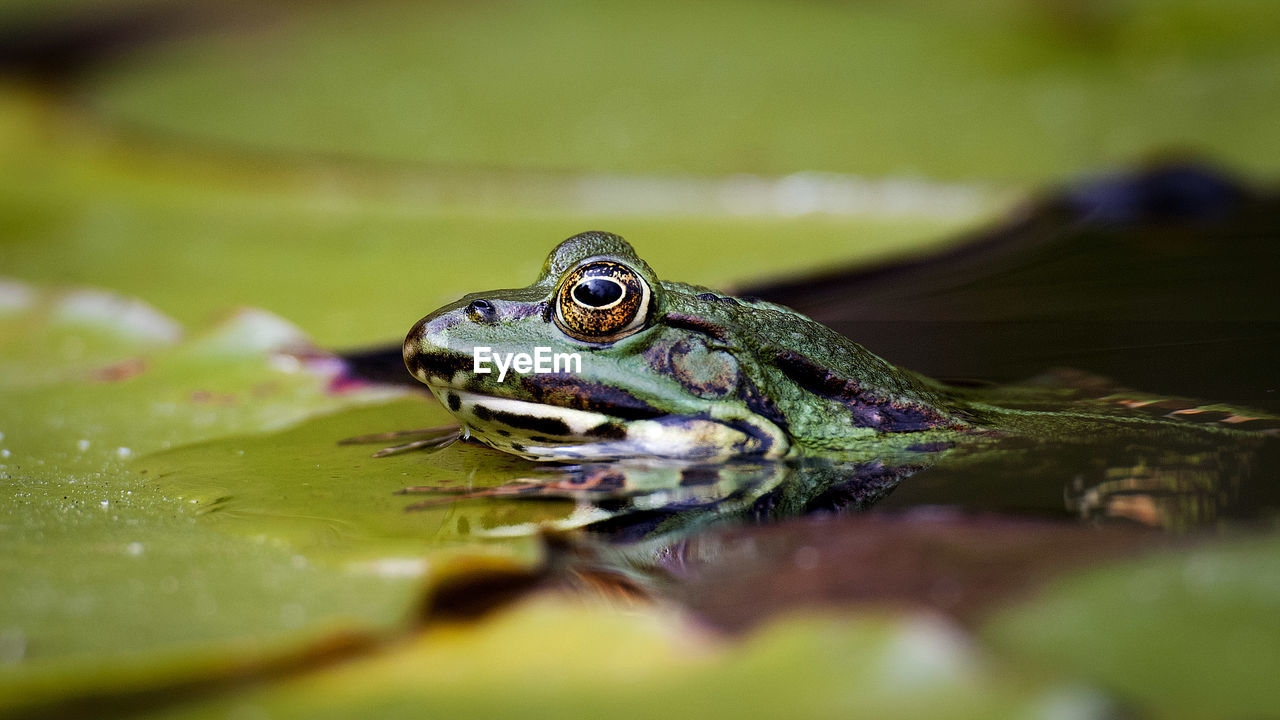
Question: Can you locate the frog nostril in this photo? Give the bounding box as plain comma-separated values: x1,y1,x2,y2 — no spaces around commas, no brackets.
466,299,498,324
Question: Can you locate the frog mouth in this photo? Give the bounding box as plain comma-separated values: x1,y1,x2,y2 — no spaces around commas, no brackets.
409,349,789,460
425,387,786,461
430,388,632,443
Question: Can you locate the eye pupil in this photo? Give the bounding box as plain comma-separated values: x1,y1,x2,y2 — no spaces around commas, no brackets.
572,277,623,307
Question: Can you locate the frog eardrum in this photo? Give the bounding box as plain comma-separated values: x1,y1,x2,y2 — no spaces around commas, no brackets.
554,260,651,342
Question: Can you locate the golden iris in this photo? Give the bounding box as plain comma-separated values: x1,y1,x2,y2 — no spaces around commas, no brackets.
554,261,650,342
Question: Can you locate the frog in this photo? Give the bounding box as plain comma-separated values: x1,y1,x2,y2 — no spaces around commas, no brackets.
380,231,1273,456
388,230,979,461
342,230,1277,533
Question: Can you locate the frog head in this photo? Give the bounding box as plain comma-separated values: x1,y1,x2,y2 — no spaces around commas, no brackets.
404,231,959,461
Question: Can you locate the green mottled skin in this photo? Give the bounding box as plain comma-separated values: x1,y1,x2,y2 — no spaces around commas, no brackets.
403,232,1276,463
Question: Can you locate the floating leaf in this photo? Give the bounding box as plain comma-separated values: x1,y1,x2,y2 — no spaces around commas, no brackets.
148,598,1107,720
984,536,1280,719
0,283,535,711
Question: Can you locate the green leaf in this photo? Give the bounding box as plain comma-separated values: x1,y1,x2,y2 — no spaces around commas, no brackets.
151,599,1106,720
0,282,533,711
983,536,1280,719
83,0,1280,181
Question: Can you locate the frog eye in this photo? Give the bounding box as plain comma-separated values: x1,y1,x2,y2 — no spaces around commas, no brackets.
554,261,651,342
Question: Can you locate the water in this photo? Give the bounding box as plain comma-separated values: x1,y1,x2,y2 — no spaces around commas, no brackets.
734,165,1280,531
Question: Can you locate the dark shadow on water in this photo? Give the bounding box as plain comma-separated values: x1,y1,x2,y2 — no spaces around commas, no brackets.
746,163,1280,411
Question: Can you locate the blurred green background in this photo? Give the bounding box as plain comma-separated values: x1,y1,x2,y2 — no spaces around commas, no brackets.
2,0,1278,717
4,0,1277,347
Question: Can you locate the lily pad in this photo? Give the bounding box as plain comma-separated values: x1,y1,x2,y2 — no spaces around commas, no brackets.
0,281,506,713
138,402,577,562
81,0,1280,181
146,598,1107,720
984,536,1280,719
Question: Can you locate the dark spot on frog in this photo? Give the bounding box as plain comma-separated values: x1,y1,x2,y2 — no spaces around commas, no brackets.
680,467,721,486
662,312,730,342
488,410,571,437
446,392,461,411
511,443,525,452
496,429,511,437
518,376,665,420
408,350,472,381
456,515,470,535
650,414,776,455
594,498,631,513
721,417,779,454
586,421,627,440
472,405,493,421
769,349,952,432
737,375,789,430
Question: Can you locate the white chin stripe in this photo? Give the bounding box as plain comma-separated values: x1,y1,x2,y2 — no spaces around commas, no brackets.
435,389,618,437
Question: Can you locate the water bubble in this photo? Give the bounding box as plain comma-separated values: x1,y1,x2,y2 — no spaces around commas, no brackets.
116,447,132,459
76,439,91,452
126,542,144,556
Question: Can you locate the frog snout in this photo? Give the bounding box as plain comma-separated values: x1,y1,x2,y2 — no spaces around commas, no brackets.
403,299,504,359
403,311,458,358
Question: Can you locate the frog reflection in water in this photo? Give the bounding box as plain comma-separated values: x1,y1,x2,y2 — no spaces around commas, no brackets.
348,231,1277,535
